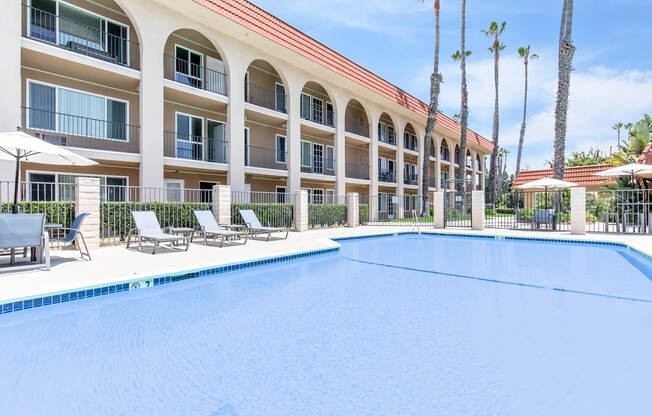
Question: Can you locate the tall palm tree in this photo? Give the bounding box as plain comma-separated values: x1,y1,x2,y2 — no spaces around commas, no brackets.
553,0,575,179
612,122,624,148
482,21,506,206
514,46,538,178
452,0,471,192
418,0,443,215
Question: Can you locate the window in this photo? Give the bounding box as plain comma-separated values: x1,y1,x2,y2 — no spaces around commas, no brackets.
312,189,324,204
28,80,128,141
200,181,217,203
312,143,323,174
300,93,311,120
326,102,334,127
388,125,395,144
206,120,226,163
27,171,127,201
275,83,286,113
300,140,311,167
175,45,203,89
276,186,286,203
176,113,203,161
326,189,334,204
311,97,323,124
165,179,184,202
244,127,250,166
378,193,387,212
244,71,250,101
378,122,387,142
404,132,410,149
276,135,287,163
28,173,55,201
326,146,334,171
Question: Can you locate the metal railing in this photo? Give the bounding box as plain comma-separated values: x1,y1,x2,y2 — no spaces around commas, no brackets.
345,162,370,180
245,82,286,113
378,170,396,183
365,194,433,225
163,131,228,164
21,107,140,153
404,176,418,186
231,191,295,229
301,155,336,176
345,117,369,137
24,5,138,69
484,190,571,231
441,148,450,162
245,145,288,171
163,54,228,96
378,131,395,146
301,105,335,127
444,187,472,228
428,176,437,188
585,189,651,234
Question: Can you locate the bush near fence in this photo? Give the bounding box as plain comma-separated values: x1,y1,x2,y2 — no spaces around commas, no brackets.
308,204,347,228
1,201,75,229
231,202,294,228
100,201,211,241
359,204,369,224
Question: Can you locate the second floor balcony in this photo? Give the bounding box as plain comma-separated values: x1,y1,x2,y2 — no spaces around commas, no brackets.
404,176,418,186
378,169,396,183
345,118,369,138
429,176,437,188
245,145,288,171
22,107,140,153
164,54,228,96
301,154,335,176
163,131,228,164
345,162,370,180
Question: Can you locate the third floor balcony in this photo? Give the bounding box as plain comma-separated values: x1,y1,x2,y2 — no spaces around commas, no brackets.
345,117,369,138
245,82,287,114
163,131,228,164
164,54,228,96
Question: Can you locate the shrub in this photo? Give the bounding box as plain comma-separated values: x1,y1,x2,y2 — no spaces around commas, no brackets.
308,204,347,228
231,202,294,228
485,208,497,217
359,204,369,224
446,208,462,219
1,201,76,229
496,208,515,215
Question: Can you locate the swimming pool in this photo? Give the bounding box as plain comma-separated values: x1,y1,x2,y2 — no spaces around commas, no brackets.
1,234,651,415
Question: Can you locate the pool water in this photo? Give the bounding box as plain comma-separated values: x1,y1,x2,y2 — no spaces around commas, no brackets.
1,234,651,415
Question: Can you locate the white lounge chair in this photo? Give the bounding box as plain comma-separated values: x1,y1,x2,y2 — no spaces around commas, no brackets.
238,209,289,241
193,210,248,247
126,211,190,254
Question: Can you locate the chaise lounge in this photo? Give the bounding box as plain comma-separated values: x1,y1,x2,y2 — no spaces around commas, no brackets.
126,211,190,254
238,209,289,241
193,210,248,247
0,213,50,270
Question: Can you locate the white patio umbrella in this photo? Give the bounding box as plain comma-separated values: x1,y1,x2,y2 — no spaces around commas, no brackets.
593,163,652,184
0,130,97,213
518,177,577,210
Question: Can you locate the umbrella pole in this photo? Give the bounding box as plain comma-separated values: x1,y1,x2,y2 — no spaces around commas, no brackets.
12,154,19,214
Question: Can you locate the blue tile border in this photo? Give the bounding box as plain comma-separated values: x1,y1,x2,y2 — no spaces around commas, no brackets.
0,247,339,317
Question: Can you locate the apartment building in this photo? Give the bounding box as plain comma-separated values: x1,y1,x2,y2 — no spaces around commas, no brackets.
0,0,492,207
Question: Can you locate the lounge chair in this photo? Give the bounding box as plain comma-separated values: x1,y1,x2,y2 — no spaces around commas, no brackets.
193,210,248,247
238,209,289,241
126,211,190,254
50,213,91,260
0,213,50,270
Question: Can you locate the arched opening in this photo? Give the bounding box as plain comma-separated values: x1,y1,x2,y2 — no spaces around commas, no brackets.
344,99,369,138
454,144,461,165
404,123,418,152
245,59,287,113
301,81,334,127
163,29,227,96
466,150,473,169
378,112,395,145
440,139,450,162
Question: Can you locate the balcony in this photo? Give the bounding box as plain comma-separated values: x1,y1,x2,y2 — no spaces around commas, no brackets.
441,149,450,162
345,117,369,138
301,105,334,128
245,82,286,113
24,5,139,70
301,155,335,176
429,147,437,159
245,145,287,171
345,162,370,180
404,177,418,186
378,170,396,183
164,54,228,96
429,176,437,188
163,131,227,164
21,107,139,153
379,131,396,146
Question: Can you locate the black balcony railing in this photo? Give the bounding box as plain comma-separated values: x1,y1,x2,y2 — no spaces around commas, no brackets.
245,145,288,171
163,131,228,164
22,107,140,153
345,117,369,137
301,155,336,176
345,162,370,180
245,82,287,113
404,177,418,186
164,54,228,96
378,170,396,183
24,5,139,69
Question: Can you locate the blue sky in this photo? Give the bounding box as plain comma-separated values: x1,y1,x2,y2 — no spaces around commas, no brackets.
250,0,652,173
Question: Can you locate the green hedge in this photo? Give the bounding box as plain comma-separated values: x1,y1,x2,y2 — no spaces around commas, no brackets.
496,208,515,214
100,201,211,241
359,204,369,224
1,201,76,229
231,202,294,228
308,204,347,228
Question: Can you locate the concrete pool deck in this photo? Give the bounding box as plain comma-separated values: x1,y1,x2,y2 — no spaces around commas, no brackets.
1,226,651,304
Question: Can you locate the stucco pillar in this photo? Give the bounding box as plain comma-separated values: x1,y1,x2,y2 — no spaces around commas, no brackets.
571,187,586,235
335,99,346,197
369,113,379,221
139,30,165,190
347,192,359,227
212,184,231,226
435,137,441,191
471,151,477,191
395,123,404,218
433,191,444,228
0,0,23,183
287,78,302,193
481,155,486,191
449,156,455,190
74,177,100,250
227,60,247,192
472,190,484,230
294,189,308,231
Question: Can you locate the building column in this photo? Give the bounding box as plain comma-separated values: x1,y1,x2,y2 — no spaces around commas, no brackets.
347,192,359,227
395,123,404,218
369,112,379,221
286,78,302,193
571,187,586,235
75,177,100,250
335,100,346,197
481,155,486,191
0,0,24,183
471,150,477,190
212,184,231,226
227,58,247,192
139,30,166,190
471,190,484,230
294,189,308,231
433,191,444,228
434,137,441,191
449,156,455,190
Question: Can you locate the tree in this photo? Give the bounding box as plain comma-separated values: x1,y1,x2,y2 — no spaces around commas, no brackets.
565,148,608,167
419,0,443,215
496,147,509,197
452,0,471,192
482,21,506,206
553,0,575,179
608,114,651,165
515,46,538,178
612,122,624,148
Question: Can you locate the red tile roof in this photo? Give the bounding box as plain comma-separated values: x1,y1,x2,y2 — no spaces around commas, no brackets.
638,143,652,165
512,165,615,189
193,0,493,152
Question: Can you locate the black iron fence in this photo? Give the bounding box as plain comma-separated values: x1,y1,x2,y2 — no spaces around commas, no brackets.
585,189,651,234
231,191,295,229
484,190,571,231
364,194,433,226
245,82,286,113
163,131,228,164
164,54,228,96
345,117,369,137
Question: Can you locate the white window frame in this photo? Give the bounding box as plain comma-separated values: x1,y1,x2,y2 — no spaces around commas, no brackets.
174,111,204,160
26,169,129,201
26,78,130,142
300,92,311,120
244,71,250,102
164,179,185,202
175,43,204,86
312,142,324,173
312,188,324,204
274,82,286,112
326,145,335,171
311,96,323,124
275,134,287,164
326,101,334,127
300,140,312,167
326,189,334,204
378,192,387,212
244,127,250,166
275,185,287,203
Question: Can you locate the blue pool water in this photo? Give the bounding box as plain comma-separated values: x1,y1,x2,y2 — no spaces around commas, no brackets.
1,234,651,415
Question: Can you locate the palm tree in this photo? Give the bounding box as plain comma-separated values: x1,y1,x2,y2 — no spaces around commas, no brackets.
553,0,575,179
452,0,471,192
612,122,624,148
482,21,506,206
515,46,538,178
418,0,443,215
